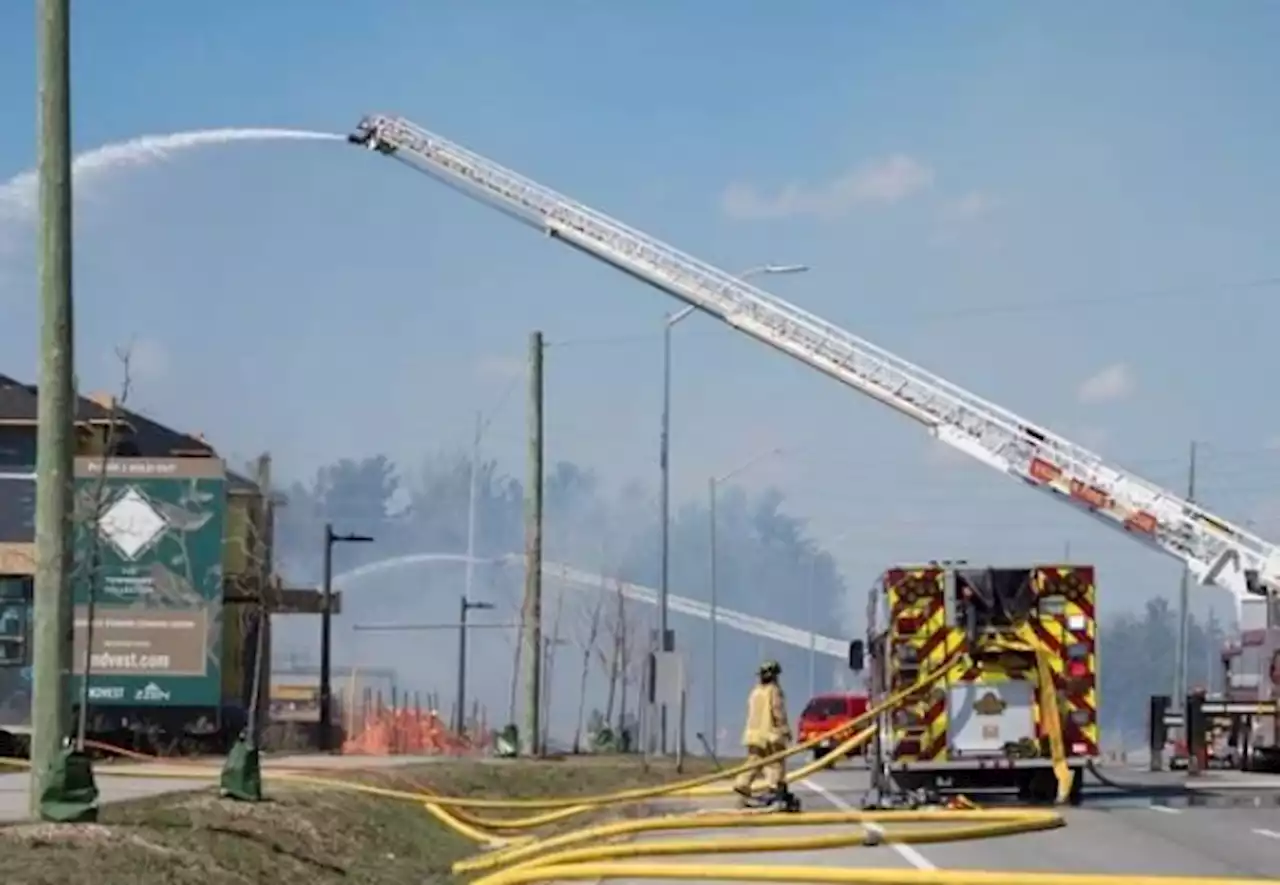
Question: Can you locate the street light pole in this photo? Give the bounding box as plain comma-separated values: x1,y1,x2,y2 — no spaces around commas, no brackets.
320,523,373,752
807,527,860,697
455,596,494,735
660,262,807,755
705,445,786,756
464,412,481,624
657,306,687,754
807,554,818,698
707,475,719,756
320,527,333,751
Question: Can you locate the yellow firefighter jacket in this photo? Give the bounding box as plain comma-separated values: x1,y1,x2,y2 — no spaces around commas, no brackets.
741,682,790,748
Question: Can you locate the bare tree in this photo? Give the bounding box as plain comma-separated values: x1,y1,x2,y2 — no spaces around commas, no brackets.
507,588,525,728
599,577,626,728
572,588,606,752
73,345,134,749
228,453,276,748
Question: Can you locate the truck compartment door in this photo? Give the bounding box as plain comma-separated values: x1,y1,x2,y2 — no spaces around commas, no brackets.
948,679,1036,755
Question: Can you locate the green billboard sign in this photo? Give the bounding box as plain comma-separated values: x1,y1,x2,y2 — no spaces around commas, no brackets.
70,457,226,707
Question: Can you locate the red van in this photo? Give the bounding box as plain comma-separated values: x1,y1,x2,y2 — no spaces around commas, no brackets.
797,693,869,762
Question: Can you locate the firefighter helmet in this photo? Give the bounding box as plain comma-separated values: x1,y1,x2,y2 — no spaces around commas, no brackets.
759,659,781,679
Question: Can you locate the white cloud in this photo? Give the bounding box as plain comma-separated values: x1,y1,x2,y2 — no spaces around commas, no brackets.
475,354,525,381
722,154,934,221
938,191,1001,224
1076,362,1136,405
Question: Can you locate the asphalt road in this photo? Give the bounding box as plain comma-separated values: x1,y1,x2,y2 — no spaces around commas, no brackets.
3,754,1279,878
613,763,1280,882
802,765,1280,879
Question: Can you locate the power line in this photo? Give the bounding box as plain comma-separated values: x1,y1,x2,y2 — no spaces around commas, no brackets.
517,273,1280,352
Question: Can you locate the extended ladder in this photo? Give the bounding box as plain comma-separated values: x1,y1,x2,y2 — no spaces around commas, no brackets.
348,114,1278,629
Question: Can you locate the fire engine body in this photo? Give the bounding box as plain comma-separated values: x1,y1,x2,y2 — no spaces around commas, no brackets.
867,563,1098,803
1218,623,1280,768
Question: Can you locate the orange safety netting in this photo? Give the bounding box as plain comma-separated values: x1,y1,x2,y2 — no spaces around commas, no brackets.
340,705,493,756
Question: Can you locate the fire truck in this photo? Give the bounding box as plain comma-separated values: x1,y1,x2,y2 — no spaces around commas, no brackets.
1218,619,1280,769
859,562,1098,804
1222,592,1280,711
350,113,1280,763
1152,596,1279,773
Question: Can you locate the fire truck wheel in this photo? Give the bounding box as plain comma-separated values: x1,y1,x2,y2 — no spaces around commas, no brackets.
1022,770,1058,805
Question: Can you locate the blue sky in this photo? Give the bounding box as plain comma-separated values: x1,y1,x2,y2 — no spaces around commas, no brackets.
1,1,1279,631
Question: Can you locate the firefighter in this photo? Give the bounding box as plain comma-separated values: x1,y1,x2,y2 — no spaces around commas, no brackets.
734,659,791,804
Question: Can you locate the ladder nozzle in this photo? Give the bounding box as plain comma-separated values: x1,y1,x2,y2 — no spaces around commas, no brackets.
347,117,382,149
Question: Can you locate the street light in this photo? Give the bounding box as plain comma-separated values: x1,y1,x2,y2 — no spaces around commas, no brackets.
707,445,787,755
320,523,374,751
456,596,495,735
659,262,808,754
805,527,859,698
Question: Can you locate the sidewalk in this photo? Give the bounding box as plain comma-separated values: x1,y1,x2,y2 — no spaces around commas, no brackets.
0,753,449,823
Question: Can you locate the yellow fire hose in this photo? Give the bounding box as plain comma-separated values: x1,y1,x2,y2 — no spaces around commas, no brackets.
2,641,1273,884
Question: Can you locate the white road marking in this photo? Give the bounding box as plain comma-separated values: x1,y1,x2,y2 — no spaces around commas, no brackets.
1252,828,1280,840
1148,805,1181,814
800,778,937,871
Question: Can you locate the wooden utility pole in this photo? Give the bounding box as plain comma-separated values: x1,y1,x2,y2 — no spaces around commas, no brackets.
29,0,76,818
521,331,545,756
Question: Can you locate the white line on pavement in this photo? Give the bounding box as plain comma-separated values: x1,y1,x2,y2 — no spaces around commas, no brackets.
1148,805,1181,814
799,778,937,871
1252,828,1280,840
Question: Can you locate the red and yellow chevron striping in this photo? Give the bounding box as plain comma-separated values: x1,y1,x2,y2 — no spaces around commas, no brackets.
880,563,1100,765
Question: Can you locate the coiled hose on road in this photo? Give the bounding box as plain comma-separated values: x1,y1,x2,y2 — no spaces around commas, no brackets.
2,649,1273,884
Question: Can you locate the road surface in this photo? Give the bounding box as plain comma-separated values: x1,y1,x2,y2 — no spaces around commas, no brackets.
3,754,1278,877
616,763,1280,882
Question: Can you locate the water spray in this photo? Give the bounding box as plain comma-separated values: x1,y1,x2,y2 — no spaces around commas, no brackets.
0,127,343,222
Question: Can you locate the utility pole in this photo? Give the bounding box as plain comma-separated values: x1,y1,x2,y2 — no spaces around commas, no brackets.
522,330,545,756
1174,441,1198,710
29,0,75,820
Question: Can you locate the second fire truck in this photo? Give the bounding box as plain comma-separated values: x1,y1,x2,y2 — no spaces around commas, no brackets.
856,562,1100,804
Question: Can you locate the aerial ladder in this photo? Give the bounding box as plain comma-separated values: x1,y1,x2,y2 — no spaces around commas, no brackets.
348,114,1278,635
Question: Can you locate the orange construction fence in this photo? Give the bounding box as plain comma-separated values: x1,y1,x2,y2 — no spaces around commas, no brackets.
341,703,492,756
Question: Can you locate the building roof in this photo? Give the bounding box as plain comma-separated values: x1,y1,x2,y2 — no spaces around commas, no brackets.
0,374,40,422
0,372,246,478
0,373,117,424
88,394,216,458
